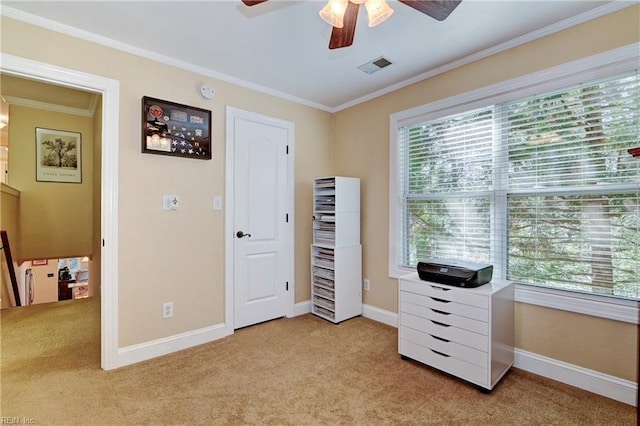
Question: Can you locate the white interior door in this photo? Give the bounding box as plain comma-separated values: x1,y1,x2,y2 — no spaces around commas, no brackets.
228,107,293,329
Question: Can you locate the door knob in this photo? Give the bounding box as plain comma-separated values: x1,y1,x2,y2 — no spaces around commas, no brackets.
236,230,252,238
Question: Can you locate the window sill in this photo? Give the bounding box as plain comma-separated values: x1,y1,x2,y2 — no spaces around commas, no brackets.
515,284,638,324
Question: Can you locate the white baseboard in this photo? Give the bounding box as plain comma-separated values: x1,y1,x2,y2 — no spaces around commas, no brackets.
118,323,232,368
514,349,637,406
292,300,311,317
119,301,312,367
118,302,637,407
361,304,636,406
362,303,398,328
295,301,396,325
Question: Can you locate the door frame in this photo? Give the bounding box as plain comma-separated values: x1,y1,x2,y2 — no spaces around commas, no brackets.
0,53,120,370
224,106,295,333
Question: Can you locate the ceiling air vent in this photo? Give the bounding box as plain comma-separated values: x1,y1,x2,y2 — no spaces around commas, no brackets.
357,56,393,74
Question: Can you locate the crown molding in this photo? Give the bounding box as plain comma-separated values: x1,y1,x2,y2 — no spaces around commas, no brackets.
3,95,95,117
333,1,637,112
0,6,333,113
1,2,635,114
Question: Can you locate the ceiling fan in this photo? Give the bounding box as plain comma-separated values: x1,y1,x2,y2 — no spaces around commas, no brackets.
241,0,462,50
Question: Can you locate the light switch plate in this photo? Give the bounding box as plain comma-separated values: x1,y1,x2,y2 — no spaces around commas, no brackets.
213,196,223,211
163,195,179,211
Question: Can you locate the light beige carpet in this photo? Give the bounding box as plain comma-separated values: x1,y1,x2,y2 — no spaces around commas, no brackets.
1,297,635,425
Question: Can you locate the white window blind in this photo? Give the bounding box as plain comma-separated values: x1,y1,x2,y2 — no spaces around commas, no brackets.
396,70,639,301
504,72,640,299
398,107,494,267
506,73,639,189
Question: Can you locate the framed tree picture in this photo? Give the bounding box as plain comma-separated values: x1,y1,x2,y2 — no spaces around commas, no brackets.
142,96,212,160
35,128,82,183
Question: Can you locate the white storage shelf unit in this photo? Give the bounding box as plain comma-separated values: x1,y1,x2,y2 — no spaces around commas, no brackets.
311,245,362,322
398,273,514,391
311,176,362,323
312,177,360,247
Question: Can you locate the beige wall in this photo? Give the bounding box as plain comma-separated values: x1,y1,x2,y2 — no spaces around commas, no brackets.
515,304,636,380
90,98,102,297
1,183,20,308
333,6,640,382
8,104,94,260
1,6,638,382
0,16,333,347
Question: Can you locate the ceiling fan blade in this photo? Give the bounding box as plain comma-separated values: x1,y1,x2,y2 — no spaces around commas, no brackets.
398,0,462,21
241,0,268,6
329,2,359,50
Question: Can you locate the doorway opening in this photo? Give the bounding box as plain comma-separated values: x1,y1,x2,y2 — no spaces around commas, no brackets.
1,53,120,370
17,257,93,306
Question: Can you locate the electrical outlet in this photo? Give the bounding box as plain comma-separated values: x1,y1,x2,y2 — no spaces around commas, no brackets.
363,279,370,291
162,302,174,319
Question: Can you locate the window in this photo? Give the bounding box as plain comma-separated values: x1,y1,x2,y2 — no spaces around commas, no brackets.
398,106,495,268
390,47,639,310
58,257,81,272
505,74,639,299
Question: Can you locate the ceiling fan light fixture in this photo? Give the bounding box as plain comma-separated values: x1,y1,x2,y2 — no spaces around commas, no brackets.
319,0,349,28
365,0,393,27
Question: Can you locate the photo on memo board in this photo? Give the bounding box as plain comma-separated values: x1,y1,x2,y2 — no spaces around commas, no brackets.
35,127,82,183
142,96,212,160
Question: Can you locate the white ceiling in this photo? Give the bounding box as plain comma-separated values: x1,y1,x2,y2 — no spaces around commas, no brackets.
1,1,632,112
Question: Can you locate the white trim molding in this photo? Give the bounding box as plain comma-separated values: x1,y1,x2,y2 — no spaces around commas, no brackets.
294,300,312,317
2,2,634,113
0,53,120,371
1,5,331,113
515,349,637,407
515,285,639,324
362,303,398,328
361,305,637,406
333,2,636,111
118,323,232,368
1,183,20,197
295,303,396,325
3,95,96,117
390,43,640,132
389,43,640,324
299,303,397,327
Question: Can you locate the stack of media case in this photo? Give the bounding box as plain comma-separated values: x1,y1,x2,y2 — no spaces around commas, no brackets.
311,176,362,323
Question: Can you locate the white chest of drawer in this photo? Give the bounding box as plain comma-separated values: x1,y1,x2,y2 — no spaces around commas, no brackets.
398,273,514,391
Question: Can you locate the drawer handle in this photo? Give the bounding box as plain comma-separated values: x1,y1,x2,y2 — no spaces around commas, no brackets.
431,309,450,316
430,297,450,303
430,286,451,291
430,320,450,328
430,349,450,358
431,334,450,343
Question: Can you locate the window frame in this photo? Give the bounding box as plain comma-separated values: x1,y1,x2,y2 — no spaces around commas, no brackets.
389,44,640,324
